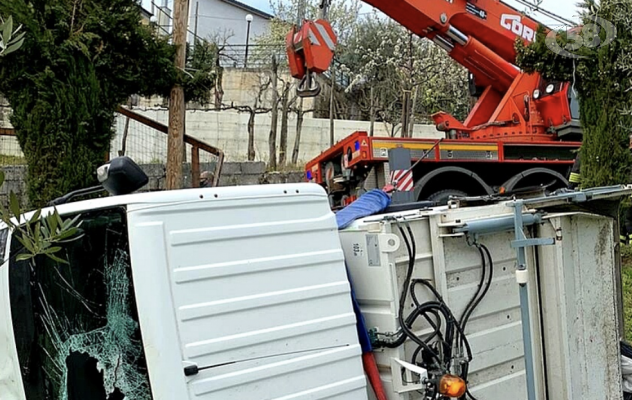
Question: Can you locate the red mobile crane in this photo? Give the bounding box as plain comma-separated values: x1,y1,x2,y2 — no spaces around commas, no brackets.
287,0,583,207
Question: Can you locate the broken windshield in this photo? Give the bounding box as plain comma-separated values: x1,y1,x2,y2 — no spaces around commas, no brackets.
9,207,152,400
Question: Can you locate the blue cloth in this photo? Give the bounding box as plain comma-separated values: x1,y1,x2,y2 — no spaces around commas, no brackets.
346,266,373,353
336,190,391,353
336,190,391,230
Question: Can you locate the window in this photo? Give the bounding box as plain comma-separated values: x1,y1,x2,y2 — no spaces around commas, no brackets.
9,207,152,400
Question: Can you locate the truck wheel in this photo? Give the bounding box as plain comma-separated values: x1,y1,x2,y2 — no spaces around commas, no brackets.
324,161,341,193
426,189,468,205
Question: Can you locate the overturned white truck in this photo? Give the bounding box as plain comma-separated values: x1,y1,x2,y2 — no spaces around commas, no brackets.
0,157,630,400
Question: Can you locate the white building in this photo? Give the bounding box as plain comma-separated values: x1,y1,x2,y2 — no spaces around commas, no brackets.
144,0,272,46
189,0,272,45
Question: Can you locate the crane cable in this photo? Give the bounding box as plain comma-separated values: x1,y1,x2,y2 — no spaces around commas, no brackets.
507,0,577,27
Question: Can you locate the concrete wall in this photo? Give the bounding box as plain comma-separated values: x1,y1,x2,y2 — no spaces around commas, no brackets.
0,162,304,208
187,0,270,44
112,108,443,164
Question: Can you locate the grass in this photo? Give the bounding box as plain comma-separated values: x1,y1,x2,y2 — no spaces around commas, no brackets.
0,154,26,165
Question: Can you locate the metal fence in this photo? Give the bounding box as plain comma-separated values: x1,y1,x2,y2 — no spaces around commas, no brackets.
114,107,224,187
0,128,23,165
220,44,351,88
0,110,224,188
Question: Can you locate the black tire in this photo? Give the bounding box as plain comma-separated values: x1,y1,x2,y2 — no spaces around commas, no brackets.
426,189,468,205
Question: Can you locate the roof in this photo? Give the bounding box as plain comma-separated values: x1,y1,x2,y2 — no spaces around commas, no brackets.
140,7,153,19
6,183,322,227
219,0,274,20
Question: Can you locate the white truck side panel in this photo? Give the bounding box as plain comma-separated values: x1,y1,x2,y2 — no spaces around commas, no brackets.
537,214,623,400
339,204,548,400
127,184,367,400
0,232,27,400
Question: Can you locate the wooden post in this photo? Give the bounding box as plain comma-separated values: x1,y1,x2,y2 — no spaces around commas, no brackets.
329,62,335,147
166,0,189,190
191,146,200,188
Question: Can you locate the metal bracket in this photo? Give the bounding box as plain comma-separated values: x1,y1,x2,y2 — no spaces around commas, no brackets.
511,237,555,248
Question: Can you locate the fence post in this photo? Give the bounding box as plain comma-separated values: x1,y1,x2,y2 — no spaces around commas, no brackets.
191,145,200,188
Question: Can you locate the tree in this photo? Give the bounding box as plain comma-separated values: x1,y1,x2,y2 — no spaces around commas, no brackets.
256,0,361,48
268,56,280,169
0,32,80,265
516,0,632,188
0,0,213,207
339,14,470,137
0,15,24,57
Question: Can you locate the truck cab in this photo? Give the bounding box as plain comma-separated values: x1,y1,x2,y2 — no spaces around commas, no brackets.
0,184,366,400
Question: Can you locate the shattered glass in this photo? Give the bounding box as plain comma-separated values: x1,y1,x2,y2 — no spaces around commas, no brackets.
9,207,152,400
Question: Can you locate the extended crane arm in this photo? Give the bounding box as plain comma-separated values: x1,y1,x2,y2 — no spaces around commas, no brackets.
288,0,548,95
365,0,548,93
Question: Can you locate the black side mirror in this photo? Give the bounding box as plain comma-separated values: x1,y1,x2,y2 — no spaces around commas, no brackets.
97,156,148,196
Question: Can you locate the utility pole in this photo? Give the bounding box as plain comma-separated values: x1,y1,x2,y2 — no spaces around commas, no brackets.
166,0,189,190
245,14,253,68
329,62,335,147
194,2,199,42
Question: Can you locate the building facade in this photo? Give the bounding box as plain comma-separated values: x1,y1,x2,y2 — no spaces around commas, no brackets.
188,0,272,45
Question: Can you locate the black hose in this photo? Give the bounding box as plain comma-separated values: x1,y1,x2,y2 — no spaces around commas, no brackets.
459,246,488,331
459,244,495,400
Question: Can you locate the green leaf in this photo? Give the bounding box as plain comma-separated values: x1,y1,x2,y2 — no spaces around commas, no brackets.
9,192,20,219
10,31,24,44
45,253,68,264
3,37,24,56
49,209,60,233
15,234,34,253
2,16,12,46
34,220,41,243
55,210,64,230
0,170,5,188
29,209,41,225
42,246,62,254
40,222,50,238
15,253,34,262
56,227,79,241
62,214,81,230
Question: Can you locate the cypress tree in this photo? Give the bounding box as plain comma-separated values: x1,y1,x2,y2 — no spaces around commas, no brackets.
0,0,214,207
516,0,632,188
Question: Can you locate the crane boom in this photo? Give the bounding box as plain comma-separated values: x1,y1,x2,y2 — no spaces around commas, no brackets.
286,0,579,143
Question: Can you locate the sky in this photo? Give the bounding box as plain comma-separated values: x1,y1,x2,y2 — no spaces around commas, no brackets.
241,0,581,24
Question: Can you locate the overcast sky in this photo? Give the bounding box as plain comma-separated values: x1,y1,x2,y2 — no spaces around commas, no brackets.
140,0,582,28
241,0,581,24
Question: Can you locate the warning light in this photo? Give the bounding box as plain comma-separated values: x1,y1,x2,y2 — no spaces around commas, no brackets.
355,141,360,151
306,171,313,180
438,375,467,397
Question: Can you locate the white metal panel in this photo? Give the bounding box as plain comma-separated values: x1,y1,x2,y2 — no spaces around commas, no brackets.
0,231,27,400
127,183,366,400
340,204,546,400
536,214,623,400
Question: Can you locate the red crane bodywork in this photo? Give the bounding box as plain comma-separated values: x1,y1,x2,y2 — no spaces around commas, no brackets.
287,0,582,206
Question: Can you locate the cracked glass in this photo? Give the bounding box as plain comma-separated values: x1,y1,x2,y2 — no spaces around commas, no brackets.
9,207,152,400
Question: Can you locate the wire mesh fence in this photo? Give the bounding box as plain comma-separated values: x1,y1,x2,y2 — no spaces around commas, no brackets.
220,44,286,69
1,110,223,188
112,114,168,164
0,132,24,165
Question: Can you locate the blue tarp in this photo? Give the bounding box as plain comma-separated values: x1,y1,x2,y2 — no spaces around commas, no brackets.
336,190,391,230
337,190,392,353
